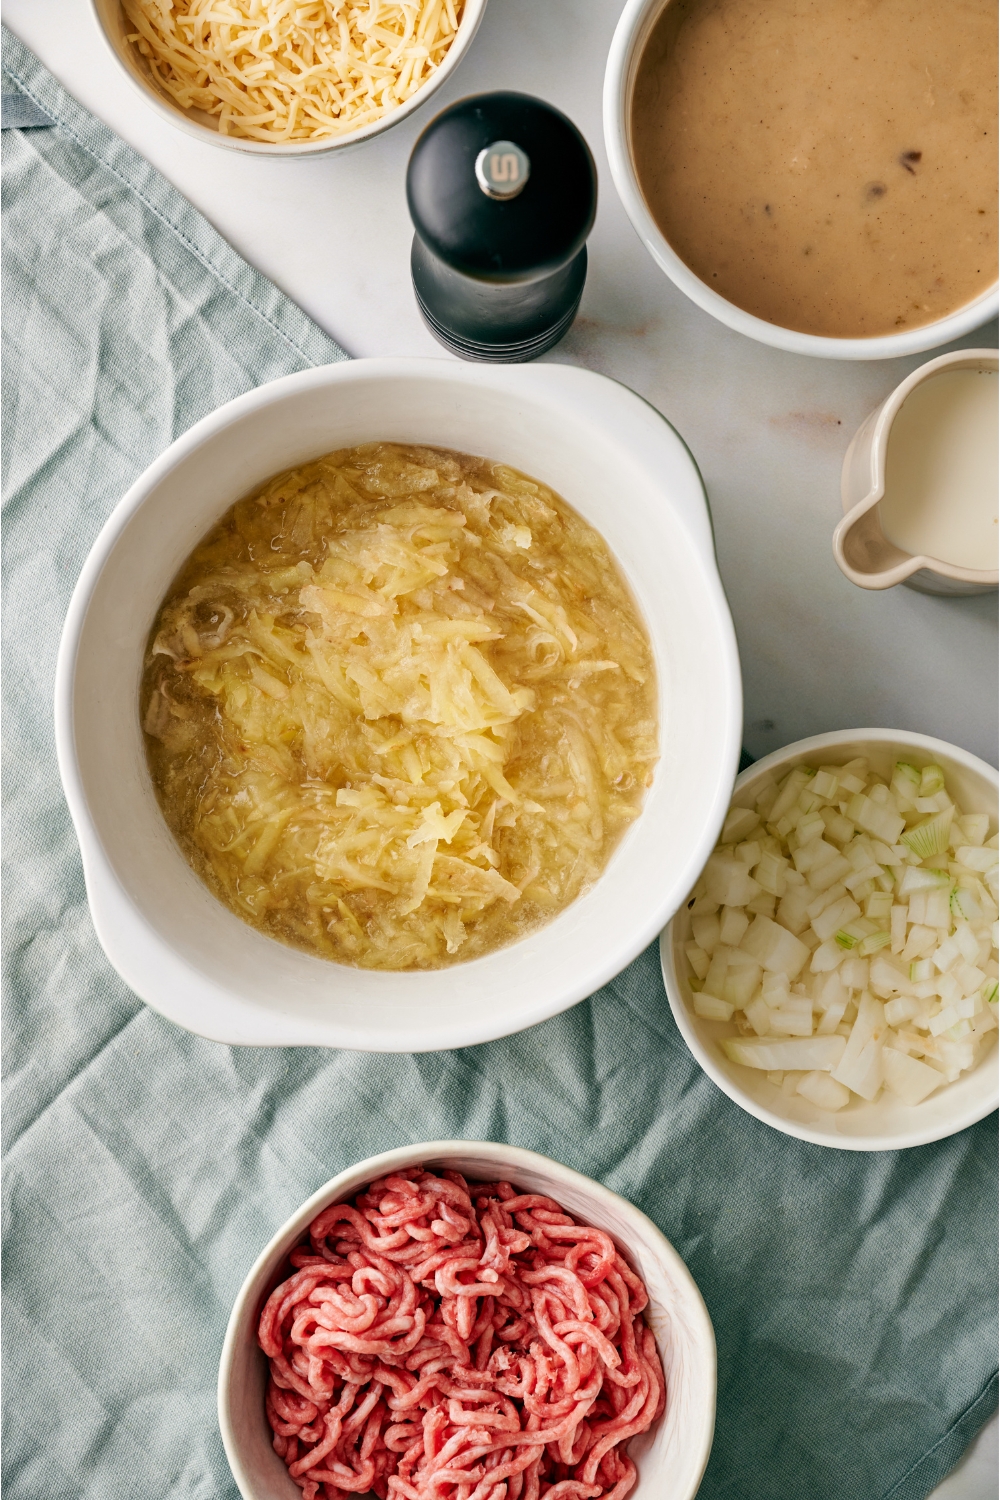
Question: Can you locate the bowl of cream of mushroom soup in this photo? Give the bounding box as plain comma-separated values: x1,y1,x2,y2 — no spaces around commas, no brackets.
605,0,999,357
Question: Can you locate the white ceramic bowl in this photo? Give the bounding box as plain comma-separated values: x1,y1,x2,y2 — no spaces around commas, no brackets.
90,0,487,157
218,1140,717,1500
603,0,1000,360
660,730,999,1151
55,358,741,1051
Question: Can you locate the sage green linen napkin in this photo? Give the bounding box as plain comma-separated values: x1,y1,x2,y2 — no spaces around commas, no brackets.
2,27,997,1500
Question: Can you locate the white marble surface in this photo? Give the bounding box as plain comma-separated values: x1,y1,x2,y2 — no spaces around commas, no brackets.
5,0,997,1492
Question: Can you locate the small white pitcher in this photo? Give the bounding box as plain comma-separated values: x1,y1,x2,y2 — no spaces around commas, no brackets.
834,348,998,595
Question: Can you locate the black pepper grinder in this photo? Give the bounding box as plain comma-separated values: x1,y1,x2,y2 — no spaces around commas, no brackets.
406,92,597,363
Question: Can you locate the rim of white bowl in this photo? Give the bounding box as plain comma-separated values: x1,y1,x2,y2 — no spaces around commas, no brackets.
218,1140,718,1500
54,357,742,1052
661,729,1000,1151
602,0,1000,361
89,0,488,156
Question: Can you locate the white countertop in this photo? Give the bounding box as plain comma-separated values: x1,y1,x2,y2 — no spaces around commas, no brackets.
6,1,998,1492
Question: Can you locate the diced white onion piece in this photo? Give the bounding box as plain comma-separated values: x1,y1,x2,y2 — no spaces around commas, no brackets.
753,850,788,896
839,956,869,991
970,1006,997,1036
723,964,761,1008
721,805,760,844
955,847,1000,873
691,912,720,955
816,1001,848,1034
882,1047,944,1105
810,938,843,973
807,855,853,893
918,765,945,797
694,993,735,1021
901,810,953,859
844,862,883,895
703,947,728,999
720,1035,847,1072
932,935,961,972
685,942,710,981
929,1005,961,1037
768,766,815,824
847,793,906,846
866,891,893,921
902,922,937,960
898,866,951,896
777,886,813,934
704,851,762,906
718,906,750,947
812,896,862,943
869,955,910,995
890,904,907,952
796,1070,851,1111
885,996,918,1027
924,890,952,929
768,997,814,1036
747,891,777,917
822,808,855,844
761,972,791,1007
744,996,772,1035
950,887,982,923
892,763,921,805
832,993,886,1100
957,813,990,847
836,756,865,783
792,835,827,874
954,923,981,964
741,914,810,977
794,815,826,846
806,883,847,920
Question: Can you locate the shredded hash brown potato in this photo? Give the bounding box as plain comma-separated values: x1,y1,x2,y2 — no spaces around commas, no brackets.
141,444,658,970
121,0,464,143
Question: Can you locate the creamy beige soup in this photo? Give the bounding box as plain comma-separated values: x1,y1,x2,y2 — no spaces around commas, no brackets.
141,444,658,971
631,0,998,338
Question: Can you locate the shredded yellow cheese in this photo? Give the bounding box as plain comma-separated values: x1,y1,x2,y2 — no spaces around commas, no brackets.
121,0,464,143
142,445,658,971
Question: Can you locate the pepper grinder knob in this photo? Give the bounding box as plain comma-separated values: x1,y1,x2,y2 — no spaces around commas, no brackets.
407,92,597,363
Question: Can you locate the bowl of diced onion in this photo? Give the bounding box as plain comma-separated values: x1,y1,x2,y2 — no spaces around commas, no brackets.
90,0,488,155
660,730,999,1151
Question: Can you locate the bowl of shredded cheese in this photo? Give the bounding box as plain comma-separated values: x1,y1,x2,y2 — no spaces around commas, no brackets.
55,357,741,1051
91,0,487,152
661,729,999,1151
